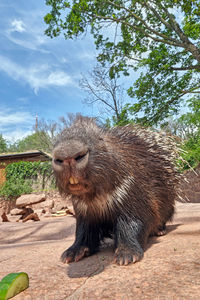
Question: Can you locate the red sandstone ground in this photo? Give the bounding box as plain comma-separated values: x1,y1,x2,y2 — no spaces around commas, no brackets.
0,202,200,300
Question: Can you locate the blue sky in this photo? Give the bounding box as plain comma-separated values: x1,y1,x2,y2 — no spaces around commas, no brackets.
0,0,101,143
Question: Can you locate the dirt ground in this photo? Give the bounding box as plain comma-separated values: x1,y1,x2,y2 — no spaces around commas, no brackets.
0,202,200,300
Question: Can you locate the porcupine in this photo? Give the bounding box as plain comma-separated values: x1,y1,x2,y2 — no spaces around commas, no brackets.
52,116,181,265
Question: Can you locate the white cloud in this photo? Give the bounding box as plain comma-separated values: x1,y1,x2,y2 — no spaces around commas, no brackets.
0,55,73,93
5,24,47,52
0,109,34,142
0,110,33,126
6,35,48,52
10,19,26,33
3,12,48,51
4,129,33,143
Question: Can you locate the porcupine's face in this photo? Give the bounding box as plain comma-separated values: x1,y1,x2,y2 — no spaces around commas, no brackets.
52,118,110,198
53,138,92,196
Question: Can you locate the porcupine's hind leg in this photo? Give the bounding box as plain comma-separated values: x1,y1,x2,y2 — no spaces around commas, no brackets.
151,205,175,237
156,205,175,236
155,224,167,236
153,201,175,236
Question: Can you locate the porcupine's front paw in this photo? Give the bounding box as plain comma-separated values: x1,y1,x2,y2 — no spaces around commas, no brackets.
114,245,144,266
61,245,91,263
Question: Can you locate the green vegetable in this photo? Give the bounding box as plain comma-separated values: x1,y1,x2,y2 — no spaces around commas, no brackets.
0,272,29,300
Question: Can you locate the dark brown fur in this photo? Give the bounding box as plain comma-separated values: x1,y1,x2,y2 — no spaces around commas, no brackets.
52,116,181,265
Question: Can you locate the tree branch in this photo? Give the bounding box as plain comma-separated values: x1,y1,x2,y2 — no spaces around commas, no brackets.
143,2,173,31
92,13,185,48
104,0,184,46
170,64,200,71
156,1,200,58
85,88,115,111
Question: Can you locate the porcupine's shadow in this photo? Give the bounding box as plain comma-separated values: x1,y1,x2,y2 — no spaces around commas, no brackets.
65,238,114,278
164,223,181,234
146,223,181,250
64,224,180,278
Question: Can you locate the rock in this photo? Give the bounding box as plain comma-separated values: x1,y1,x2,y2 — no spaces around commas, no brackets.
10,208,27,215
6,214,21,223
22,212,40,222
16,194,46,208
29,199,54,211
66,206,74,215
43,199,54,209
52,198,72,213
1,212,9,222
33,209,46,217
43,212,52,218
52,202,66,213
0,199,16,215
51,208,74,217
19,208,34,220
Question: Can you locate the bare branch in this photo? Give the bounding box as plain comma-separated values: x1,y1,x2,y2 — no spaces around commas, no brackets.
80,64,126,121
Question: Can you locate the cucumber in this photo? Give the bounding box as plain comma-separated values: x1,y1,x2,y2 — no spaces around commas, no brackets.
0,272,29,300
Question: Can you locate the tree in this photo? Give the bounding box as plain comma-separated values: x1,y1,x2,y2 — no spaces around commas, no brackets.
0,134,7,153
44,0,200,125
8,114,81,153
161,96,200,138
161,96,200,169
34,115,80,151
11,132,52,153
80,64,126,124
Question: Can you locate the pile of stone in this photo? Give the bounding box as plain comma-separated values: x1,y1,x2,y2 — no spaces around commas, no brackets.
1,192,74,223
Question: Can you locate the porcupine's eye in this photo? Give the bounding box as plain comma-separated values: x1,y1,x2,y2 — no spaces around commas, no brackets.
54,158,63,165
74,151,89,163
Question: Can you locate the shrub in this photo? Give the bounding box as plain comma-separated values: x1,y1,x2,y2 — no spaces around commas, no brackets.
179,133,200,171
0,179,33,200
0,161,55,200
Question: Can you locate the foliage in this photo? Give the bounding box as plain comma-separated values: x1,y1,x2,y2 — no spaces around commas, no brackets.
5,161,53,181
0,134,7,153
180,132,200,170
179,102,200,170
8,131,53,153
0,161,54,200
107,103,135,126
161,97,200,170
161,97,200,138
44,0,200,125
0,180,33,200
